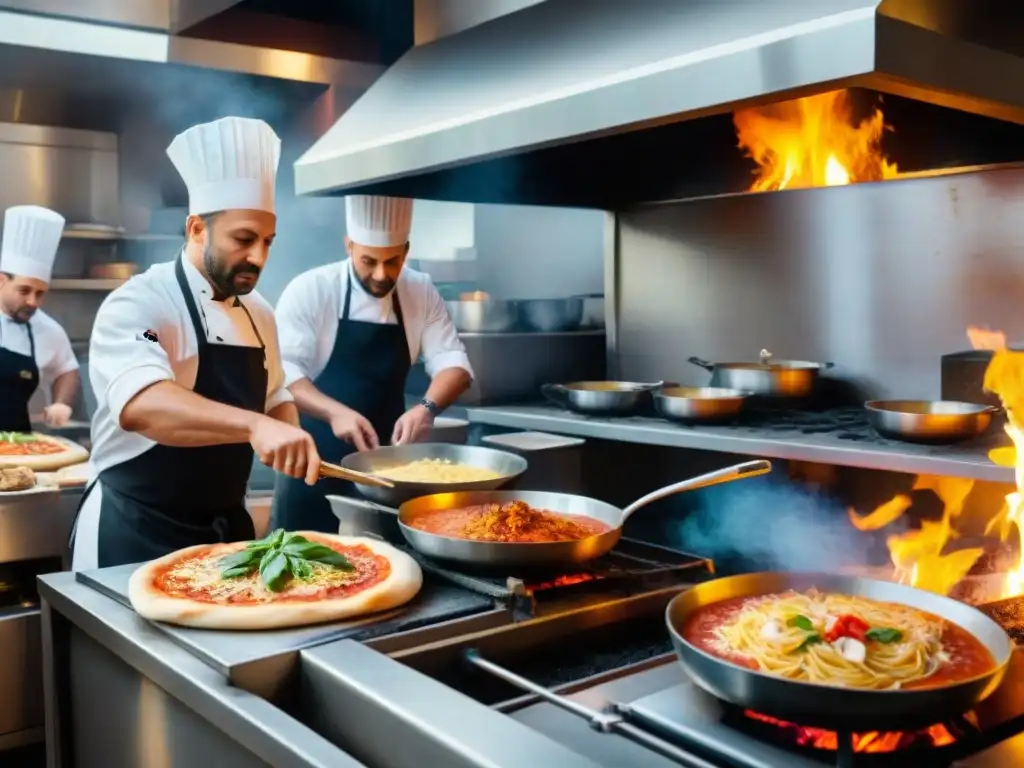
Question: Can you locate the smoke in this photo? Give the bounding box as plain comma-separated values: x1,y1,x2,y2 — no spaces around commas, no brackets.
674,476,874,573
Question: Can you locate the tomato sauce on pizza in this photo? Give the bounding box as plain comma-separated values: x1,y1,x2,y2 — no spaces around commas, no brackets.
152,538,391,605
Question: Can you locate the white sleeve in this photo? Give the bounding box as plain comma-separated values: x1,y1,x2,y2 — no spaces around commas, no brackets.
90,282,175,423
420,280,474,379
276,273,324,386
42,323,79,379
259,310,294,413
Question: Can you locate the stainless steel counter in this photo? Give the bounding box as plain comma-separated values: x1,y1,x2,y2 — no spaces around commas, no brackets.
464,404,1012,482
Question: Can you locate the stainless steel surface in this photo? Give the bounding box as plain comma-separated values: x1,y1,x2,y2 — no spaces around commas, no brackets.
339,443,528,506
654,387,748,424
327,495,399,539
0,607,42,742
518,298,584,333
666,572,1012,730
38,573,365,768
0,122,118,225
424,416,469,445
688,356,834,398
866,399,998,444
464,649,715,768
576,294,605,330
0,487,81,563
406,330,606,406
445,299,518,333
299,640,603,767
396,461,770,569
463,403,1016,483
614,166,1024,402
541,381,660,415
73,564,503,680
294,0,1024,201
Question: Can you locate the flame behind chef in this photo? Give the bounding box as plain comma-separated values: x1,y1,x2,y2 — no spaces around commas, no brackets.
0,205,80,431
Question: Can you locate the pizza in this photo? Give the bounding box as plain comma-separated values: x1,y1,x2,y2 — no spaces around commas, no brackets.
128,530,423,630
0,432,89,471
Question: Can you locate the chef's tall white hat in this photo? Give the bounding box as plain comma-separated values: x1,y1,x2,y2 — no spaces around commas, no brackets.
166,117,281,215
0,205,66,283
345,196,414,247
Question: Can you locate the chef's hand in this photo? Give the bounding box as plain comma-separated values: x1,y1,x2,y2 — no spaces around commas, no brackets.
250,416,320,485
330,407,379,452
392,405,434,446
43,403,72,427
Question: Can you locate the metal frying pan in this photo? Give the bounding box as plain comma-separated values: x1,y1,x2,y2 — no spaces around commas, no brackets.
666,572,1013,731
397,459,771,569
339,443,528,506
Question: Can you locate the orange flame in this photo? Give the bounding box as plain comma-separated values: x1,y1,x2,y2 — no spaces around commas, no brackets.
734,90,898,192
744,710,957,752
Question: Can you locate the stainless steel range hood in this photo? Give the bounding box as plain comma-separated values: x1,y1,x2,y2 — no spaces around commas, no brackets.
294,0,1024,207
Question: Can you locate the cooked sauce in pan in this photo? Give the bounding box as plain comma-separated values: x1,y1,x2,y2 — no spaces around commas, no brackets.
408,501,611,543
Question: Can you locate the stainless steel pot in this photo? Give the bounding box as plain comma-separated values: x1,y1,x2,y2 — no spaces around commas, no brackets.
865,400,998,444
340,443,527,506
518,298,584,332
654,386,748,424
689,353,834,397
541,381,661,415
397,460,771,569
666,571,1012,730
445,299,518,333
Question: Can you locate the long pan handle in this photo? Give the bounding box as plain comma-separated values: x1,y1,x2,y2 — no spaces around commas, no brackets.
463,650,717,768
319,461,395,488
619,459,771,523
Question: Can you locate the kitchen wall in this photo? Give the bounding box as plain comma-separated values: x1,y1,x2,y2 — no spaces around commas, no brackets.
612,165,1024,399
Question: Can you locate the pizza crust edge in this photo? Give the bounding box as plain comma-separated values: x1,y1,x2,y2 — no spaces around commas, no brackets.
127,533,424,631
0,434,89,471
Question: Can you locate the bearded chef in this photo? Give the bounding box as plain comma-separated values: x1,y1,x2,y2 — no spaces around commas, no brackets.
70,116,319,571
271,195,473,532
0,205,79,431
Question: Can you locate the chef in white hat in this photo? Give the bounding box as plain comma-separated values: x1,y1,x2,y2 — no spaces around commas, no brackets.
271,195,472,532
70,116,319,571
0,205,79,432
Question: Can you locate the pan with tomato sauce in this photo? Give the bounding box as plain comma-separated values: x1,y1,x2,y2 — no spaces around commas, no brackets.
407,500,612,543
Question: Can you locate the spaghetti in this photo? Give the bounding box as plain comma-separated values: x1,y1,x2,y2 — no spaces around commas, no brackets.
710,589,945,690
374,459,502,484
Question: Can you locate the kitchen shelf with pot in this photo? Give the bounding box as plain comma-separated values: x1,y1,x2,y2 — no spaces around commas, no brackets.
462,403,1015,483
48,278,126,291
62,229,179,243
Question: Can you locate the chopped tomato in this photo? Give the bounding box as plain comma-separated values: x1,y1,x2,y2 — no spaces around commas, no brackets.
825,614,870,643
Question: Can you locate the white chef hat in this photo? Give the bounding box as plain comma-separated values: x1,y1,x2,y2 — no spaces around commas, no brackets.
0,205,66,283
166,117,281,215
345,195,414,247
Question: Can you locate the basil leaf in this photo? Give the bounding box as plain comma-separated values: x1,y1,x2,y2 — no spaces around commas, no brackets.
797,633,822,651
259,552,291,592
287,556,314,580
220,549,261,569
299,545,354,570
282,541,331,558
222,565,255,579
866,627,903,644
283,532,311,546
787,615,814,632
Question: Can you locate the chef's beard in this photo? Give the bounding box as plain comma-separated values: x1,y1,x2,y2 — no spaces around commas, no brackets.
358,274,395,298
6,304,34,323
204,242,260,297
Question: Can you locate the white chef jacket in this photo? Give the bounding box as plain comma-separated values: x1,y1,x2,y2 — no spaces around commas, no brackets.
276,259,473,386
0,309,79,402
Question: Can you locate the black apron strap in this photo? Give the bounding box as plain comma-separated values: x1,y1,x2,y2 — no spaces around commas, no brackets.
174,255,209,346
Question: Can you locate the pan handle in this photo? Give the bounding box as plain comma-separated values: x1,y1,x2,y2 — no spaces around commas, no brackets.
619,459,772,523
687,357,715,372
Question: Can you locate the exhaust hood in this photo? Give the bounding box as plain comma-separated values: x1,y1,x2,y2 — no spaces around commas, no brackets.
294,0,1024,207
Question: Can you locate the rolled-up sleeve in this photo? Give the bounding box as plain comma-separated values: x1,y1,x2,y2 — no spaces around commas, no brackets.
420,282,474,379
42,324,79,379
90,282,174,423
276,272,323,387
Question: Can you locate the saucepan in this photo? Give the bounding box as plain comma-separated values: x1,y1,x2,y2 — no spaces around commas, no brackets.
864,400,998,444
396,459,771,569
689,350,834,398
541,380,664,416
339,443,527,506
654,386,749,424
666,571,1012,731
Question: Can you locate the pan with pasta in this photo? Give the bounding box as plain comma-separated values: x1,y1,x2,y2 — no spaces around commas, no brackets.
666,572,1012,730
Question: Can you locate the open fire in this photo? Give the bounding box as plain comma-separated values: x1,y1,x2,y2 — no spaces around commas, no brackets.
742,710,961,753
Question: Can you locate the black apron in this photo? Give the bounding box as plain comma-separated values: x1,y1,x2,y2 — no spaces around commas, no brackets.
271,271,410,532
0,318,39,433
71,256,265,568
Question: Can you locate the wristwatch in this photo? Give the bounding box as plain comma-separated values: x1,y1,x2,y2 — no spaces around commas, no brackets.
419,398,439,415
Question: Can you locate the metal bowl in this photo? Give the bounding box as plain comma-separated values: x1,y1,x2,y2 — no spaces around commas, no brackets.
445,299,518,333
864,400,998,444
542,381,660,415
518,298,584,332
654,386,748,424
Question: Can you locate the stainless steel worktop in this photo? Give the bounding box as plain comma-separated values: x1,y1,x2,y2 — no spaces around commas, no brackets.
464,404,1012,483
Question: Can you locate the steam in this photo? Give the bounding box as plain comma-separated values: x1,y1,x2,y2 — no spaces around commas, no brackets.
674,477,874,572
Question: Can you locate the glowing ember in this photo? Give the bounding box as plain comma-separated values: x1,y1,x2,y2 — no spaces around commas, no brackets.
743,710,957,753
734,90,899,192
525,573,600,591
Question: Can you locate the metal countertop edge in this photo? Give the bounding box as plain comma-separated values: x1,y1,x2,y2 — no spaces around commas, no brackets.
464,406,1013,483
37,573,363,768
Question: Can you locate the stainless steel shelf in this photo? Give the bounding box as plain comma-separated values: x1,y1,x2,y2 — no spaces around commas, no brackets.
49,278,125,291
463,405,1014,483
62,229,179,242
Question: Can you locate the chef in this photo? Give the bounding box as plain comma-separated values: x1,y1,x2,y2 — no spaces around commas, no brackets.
0,205,79,432
271,195,473,532
70,116,319,571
